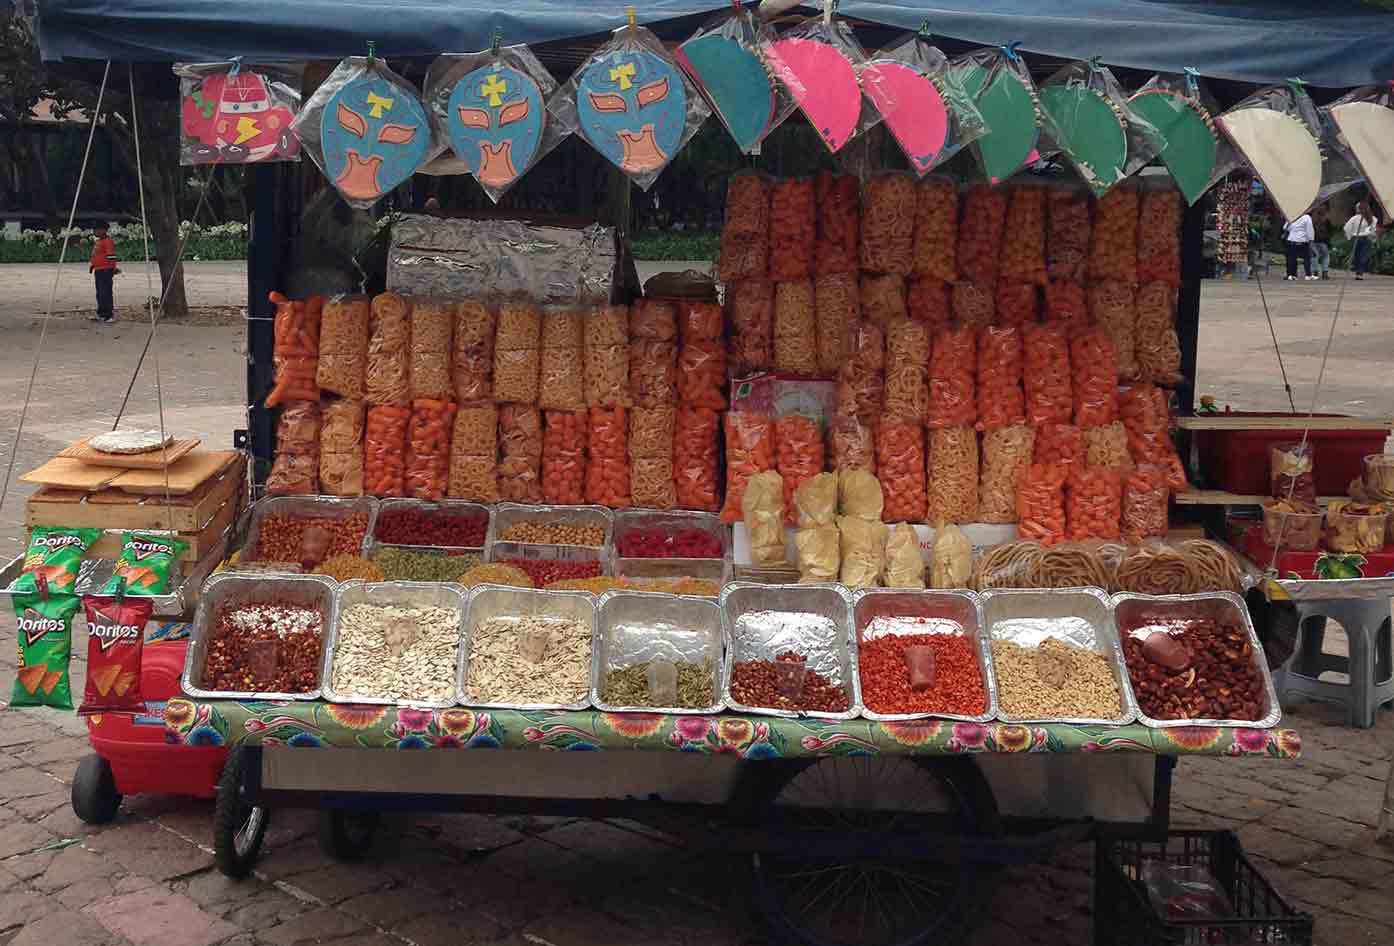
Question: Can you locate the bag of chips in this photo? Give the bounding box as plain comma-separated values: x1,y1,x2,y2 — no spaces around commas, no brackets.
100,532,190,596
79,593,152,714
9,527,101,595
10,592,81,708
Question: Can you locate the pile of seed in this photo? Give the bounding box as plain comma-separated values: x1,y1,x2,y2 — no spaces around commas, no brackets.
330,603,460,702
465,615,591,705
497,521,605,547
991,637,1122,720
600,659,716,709
371,547,481,582
313,555,385,583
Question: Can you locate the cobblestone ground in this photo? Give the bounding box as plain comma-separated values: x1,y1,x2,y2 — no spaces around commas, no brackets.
0,263,1391,945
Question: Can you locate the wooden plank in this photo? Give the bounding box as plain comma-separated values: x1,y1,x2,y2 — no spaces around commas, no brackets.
85,488,243,563
27,488,88,505
18,457,123,491
1177,415,1394,432
1174,489,1346,506
110,451,238,495
58,437,201,470
25,455,246,532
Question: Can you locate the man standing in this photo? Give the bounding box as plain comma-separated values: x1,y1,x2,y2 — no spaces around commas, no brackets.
1311,208,1332,280
1345,201,1379,280
89,224,119,322
1282,212,1315,281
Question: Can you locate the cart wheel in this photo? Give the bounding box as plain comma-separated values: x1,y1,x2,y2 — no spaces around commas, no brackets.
317,810,379,861
747,756,999,946
213,747,271,879
71,755,122,824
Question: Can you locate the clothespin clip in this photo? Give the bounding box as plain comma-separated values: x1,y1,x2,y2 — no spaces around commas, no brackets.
823,0,833,27
917,20,932,40
731,0,742,12
112,576,127,605
490,27,502,56
1286,76,1307,100
1001,41,1023,62
366,40,377,65
1183,66,1200,98
626,6,637,34
1088,55,1103,73
228,55,242,78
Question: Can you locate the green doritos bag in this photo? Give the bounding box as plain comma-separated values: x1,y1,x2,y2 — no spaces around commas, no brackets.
8,527,101,596
10,592,81,708
100,532,189,596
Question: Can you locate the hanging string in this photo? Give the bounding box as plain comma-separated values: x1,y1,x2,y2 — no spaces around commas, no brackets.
1251,268,1298,413
127,64,176,533
1183,66,1200,99
0,60,112,515
1001,41,1023,62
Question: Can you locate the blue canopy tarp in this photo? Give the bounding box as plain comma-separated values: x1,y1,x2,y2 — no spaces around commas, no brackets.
33,0,1394,87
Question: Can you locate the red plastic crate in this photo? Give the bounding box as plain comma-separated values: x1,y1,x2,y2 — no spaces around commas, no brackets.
1193,412,1386,497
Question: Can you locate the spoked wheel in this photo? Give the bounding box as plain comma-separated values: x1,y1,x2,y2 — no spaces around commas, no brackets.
318,810,379,861
747,756,999,946
213,747,271,879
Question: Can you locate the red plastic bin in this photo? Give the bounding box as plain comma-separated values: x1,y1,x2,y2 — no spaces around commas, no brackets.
1193,412,1386,497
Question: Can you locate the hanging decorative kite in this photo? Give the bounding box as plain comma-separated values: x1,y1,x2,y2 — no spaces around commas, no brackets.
174,62,302,165
950,45,1041,183
676,8,788,154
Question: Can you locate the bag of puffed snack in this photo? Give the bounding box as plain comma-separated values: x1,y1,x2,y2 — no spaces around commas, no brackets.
9,527,100,595
10,592,80,708
884,522,926,588
100,532,189,596
79,593,152,714
795,526,840,583
838,515,888,588
931,523,973,588
795,472,838,529
838,469,884,521
743,470,787,567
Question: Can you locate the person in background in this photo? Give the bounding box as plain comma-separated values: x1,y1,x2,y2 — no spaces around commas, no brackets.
1344,201,1379,280
1282,212,1315,281
1311,208,1332,280
423,196,442,215
88,223,119,322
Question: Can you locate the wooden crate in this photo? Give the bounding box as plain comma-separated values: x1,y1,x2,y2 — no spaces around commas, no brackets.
85,485,244,568
25,454,246,533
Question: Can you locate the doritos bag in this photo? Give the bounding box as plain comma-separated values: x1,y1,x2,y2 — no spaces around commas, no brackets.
100,532,189,596
10,592,80,708
79,594,151,714
9,527,101,595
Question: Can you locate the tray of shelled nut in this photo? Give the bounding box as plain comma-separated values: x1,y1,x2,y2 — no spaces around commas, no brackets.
611,508,729,586
239,495,377,571
981,588,1138,726
720,582,859,720
1113,592,1280,729
592,590,724,715
322,580,467,708
458,585,598,711
182,573,335,701
486,503,612,587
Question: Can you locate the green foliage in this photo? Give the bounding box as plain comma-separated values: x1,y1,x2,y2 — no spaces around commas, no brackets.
0,222,248,263
1329,233,1394,275
630,230,719,261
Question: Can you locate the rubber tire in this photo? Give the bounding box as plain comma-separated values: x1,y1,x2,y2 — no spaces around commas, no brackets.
317,810,380,862
71,755,122,825
746,756,1000,946
213,747,270,879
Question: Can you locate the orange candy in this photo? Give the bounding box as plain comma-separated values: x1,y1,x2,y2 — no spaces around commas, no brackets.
1022,324,1072,426
586,405,630,508
1066,468,1122,541
719,412,776,523
1000,186,1047,284
928,325,976,429
775,415,825,525
674,406,720,512
543,410,588,505
911,177,958,282
1070,328,1120,429
976,326,1024,431
1018,463,1068,545
877,421,927,523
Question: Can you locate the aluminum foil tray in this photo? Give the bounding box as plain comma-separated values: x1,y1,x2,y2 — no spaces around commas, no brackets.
592,590,724,715
369,498,491,555
487,503,612,568
240,495,378,564
457,584,598,711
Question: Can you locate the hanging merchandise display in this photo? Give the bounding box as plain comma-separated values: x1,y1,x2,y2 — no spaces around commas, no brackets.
293,54,442,208
425,42,571,202
1216,84,1324,223
676,8,791,154
950,44,1041,184
175,61,303,164
860,29,987,176
1128,70,1233,205
1325,86,1394,220
761,11,876,155
1038,60,1164,197
561,19,709,190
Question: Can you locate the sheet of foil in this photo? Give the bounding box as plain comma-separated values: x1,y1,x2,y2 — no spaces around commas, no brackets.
980,587,1139,726
369,498,491,555
719,581,859,720
852,589,997,724
182,572,337,702
320,580,467,710
591,590,724,715
1112,591,1282,730
387,214,618,304
456,584,598,711
1275,575,1394,601
241,495,379,563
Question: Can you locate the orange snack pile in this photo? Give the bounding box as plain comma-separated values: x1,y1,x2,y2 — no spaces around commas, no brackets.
1023,324,1073,426
674,406,720,512
719,173,771,283
266,293,321,407
728,278,773,373
835,321,885,424
677,339,727,409
405,398,457,500
977,326,1025,431
542,410,588,505
928,325,977,429
769,178,815,282
773,280,818,374
776,415,826,524
884,318,931,423
995,282,1038,328
1047,187,1091,281
719,412,776,523
586,405,630,508
1135,282,1182,385
877,421,927,523
1137,190,1182,286
1017,463,1068,545
498,404,543,503
829,414,876,473
912,177,958,282
908,277,951,327
1067,468,1122,540
957,187,1009,287
1088,187,1139,284
860,274,907,329
1070,328,1120,428
1044,279,1088,329
815,273,859,375
364,404,410,497
926,426,979,524
861,173,916,275
1000,186,1047,284
1119,384,1186,490
1122,465,1169,542
952,282,995,329
1033,422,1083,470
815,171,860,275
1089,281,1139,381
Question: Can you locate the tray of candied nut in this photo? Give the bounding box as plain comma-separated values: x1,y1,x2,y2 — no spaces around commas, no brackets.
1113,592,1280,729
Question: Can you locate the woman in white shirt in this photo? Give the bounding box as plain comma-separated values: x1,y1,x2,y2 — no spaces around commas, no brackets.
1344,201,1379,279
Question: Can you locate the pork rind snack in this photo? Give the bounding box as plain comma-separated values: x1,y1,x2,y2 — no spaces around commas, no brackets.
1088,281,1139,381
952,282,995,329
927,426,979,524
452,300,495,403
1066,468,1122,540
1119,384,1186,489
830,414,876,474
405,398,457,500
769,177,815,282
319,398,364,496
776,415,825,524
720,172,772,283
815,170,859,275
979,424,1035,523
449,407,499,503
630,339,677,408
538,308,585,412
586,405,630,508
584,304,630,408
1070,328,1120,428
908,277,951,327
676,339,727,409
928,325,976,429
977,326,1025,431
1023,324,1073,426
542,410,588,505
679,301,723,343
498,404,543,503
729,278,773,373
674,406,720,511
365,292,410,405
364,404,410,497
877,421,927,524
1135,282,1182,385
1122,465,1169,542
838,515,888,589
957,186,1008,287
1047,187,1091,281
1083,421,1134,472
1088,186,1139,284
719,412,775,523
815,273,859,375
773,280,817,374
317,295,370,399
494,301,542,404
1044,279,1088,329
860,274,908,329
911,177,958,282
835,321,885,423
995,282,1038,328
743,471,786,567
860,173,915,275
1000,186,1047,284
631,299,678,342
1137,188,1182,286
883,318,931,423
409,299,454,401
268,401,320,496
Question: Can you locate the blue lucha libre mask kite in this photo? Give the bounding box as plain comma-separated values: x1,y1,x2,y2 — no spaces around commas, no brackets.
576,48,685,175
321,75,431,203
447,64,545,191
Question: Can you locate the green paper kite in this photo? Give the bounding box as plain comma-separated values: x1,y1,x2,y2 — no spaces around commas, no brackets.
1040,84,1128,196
955,64,1039,183
1130,90,1218,205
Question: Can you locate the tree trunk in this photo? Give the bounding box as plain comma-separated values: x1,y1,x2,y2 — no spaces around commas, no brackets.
147,164,188,319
